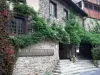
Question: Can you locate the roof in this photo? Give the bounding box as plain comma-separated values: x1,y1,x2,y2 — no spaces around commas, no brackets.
83,0,100,6
63,0,88,17
72,0,82,3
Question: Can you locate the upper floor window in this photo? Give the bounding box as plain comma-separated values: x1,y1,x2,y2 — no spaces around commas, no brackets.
18,0,26,3
85,2,93,9
78,1,82,8
94,5,100,12
85,2,100,12
64,9,69,20
50,1,57,18
10,17,25,35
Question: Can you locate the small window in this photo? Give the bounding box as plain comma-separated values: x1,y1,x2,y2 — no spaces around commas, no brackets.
64,9,69,20
94,5,100,12
88,4,93,9
85,2,89,8
50,1,57,18
10,18,25,35
94,6,98,11
85,2,93,9
78,2,82,8
98,7,100,11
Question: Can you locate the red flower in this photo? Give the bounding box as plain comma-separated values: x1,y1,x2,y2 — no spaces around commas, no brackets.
1,9,8,17
9,49,14,55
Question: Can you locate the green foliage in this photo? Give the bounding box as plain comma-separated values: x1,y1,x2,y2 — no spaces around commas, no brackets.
11,8,100,48
12,14,70,48
65,22,81,45
12,33,43,48
0,0,7,11
44,71,52,75
65,12,83,45
92,47,100,60
65,11,100,46
13,3,36,16
92,20,100,33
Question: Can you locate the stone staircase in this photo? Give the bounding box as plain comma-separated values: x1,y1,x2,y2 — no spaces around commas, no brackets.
52,60,98,75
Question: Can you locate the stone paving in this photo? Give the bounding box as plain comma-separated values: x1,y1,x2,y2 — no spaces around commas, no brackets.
52,60,98,75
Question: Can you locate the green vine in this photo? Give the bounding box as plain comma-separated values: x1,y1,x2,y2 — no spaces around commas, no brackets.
13,3,36,16
11,14,70,48
10,4,100,49
65,11,100,46
0,0,7,11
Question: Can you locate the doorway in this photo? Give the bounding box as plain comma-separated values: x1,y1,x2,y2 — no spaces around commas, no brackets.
79,43,93,59
59,43,72,59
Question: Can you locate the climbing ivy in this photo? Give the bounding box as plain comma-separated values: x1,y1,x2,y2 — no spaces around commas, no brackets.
65,11,82,45
13,3,36,16
65,11,100,46
12,13,70,48
0,0,7,11
92,19,100,33
11,7,100,48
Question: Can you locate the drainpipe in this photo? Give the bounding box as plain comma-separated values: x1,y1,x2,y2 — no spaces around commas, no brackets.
83,17,87,30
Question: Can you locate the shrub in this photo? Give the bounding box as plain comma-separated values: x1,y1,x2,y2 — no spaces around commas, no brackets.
91,47,100,60
13,3,36,16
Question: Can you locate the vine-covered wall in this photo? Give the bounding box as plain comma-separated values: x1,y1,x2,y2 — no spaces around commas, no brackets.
84,17,100,32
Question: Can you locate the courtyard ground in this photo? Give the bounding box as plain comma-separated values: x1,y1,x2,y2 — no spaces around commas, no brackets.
52,60,98,75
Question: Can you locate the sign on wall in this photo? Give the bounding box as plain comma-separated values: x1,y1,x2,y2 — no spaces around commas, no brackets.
18,49,54,57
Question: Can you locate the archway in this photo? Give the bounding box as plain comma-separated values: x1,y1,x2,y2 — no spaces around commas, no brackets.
78,43,93,60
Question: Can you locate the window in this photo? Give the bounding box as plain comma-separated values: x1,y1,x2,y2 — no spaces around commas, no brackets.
94,6,98,11
64,9,69,20
98,7,100,11
19,0,26,3
85,2,93,9
50,1,57,18
10,18,25,35
88,4,93,9
94,5,100,12
78,2,82,8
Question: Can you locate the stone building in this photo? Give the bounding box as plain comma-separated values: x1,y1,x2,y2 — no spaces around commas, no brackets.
74,0,100,31
72,0,100,60
6,0,88,75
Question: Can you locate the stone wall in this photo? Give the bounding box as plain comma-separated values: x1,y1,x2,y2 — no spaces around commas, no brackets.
39,0,84,27
39,0,70,25
13,41,59,75
84,17,100,31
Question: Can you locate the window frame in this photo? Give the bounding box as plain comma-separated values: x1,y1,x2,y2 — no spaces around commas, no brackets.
63,8,69,20
10,16,26,35
85,2,100,12
85,2,93,9
49,1,57,18
78,1,82,8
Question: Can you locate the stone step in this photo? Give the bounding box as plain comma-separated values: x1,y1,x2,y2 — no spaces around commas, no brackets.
61,66,97,73
56,64,95,69
52,73,61,75
52,70,61,74
52,60,98,75
61,68,98,75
